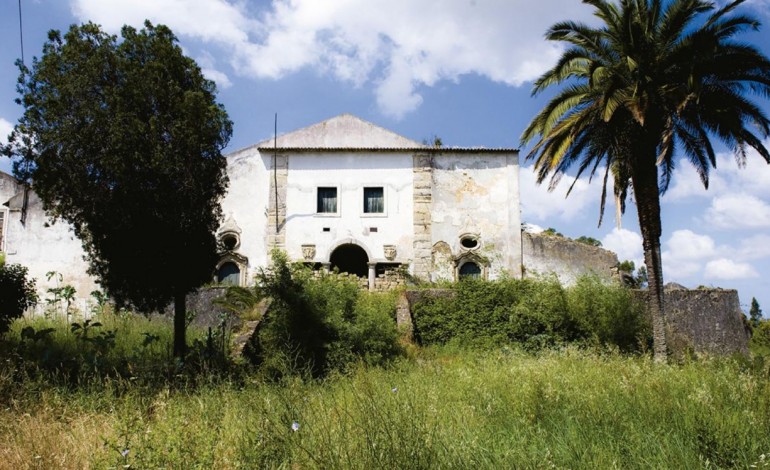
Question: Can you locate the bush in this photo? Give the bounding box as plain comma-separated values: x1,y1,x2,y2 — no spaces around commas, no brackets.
0,263,38,334
244,251,402,378
566,275,650,351
412,275,649,352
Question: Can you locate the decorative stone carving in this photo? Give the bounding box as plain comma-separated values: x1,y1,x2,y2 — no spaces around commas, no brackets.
384,244,397,261
302,244,316,260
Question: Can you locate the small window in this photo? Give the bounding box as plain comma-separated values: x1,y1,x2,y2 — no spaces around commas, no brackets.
221,233,239,251
459,262,482,280
317,187,337,213
460,235,479,250
217,262,241,285
363,187,384,213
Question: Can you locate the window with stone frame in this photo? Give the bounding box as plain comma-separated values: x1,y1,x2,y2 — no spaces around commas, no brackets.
317,187,338,213
363,187,384,213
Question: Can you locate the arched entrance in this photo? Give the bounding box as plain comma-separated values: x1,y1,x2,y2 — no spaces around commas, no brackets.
330,244,369,277
217,261,241,285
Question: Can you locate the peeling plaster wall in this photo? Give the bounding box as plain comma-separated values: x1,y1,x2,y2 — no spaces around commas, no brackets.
283,152,414,266
220,149,271,280
430,152,521,280
522,232,618,285
2,191,97,312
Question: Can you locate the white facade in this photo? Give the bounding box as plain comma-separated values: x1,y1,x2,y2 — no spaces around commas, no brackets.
1,114,522,304
217,114,522,287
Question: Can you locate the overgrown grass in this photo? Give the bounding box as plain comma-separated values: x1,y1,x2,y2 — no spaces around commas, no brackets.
1,347,769,468
0,311,226,390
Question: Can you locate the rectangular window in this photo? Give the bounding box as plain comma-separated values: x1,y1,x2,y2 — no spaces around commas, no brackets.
363,187,384,213
317,187,337,213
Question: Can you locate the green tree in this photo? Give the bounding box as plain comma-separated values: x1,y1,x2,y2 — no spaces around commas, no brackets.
521,0,770,362
0,263,38,334
2,22,232,357
575,236,602,247
750,297,763,328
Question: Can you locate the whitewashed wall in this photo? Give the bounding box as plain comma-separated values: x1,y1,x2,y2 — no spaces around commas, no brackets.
2,191,98,313
220,148,271,280
284,152,414,265
431,152,521,280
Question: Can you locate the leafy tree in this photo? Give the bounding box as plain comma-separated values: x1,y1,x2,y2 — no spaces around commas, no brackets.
542,227,564,237
521,0,770,362
750,297,763,328
0,263,38,334
2,22,232,356
575,236,602,247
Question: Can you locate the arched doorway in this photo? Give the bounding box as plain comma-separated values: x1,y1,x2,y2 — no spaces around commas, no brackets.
217,261,241,285
459,261,482,279
330,244,369,277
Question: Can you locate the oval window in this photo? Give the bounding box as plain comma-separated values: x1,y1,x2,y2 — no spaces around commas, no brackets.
222,233,239,251
460,236,479,250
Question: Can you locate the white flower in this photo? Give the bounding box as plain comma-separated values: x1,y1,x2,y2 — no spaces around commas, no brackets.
291,421,300,432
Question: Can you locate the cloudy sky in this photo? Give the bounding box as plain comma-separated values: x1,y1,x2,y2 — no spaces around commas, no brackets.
1,0,769,313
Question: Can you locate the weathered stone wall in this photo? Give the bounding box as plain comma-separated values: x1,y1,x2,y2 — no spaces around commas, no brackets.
522,232,618,286
161,287,243,331
412,154,433,279
399,286,749,357
659,285,750,357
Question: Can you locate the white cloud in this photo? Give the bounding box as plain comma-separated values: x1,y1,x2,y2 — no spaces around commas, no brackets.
664,150,770,202
734,234,770,260
704,193,770,229
662,229,717,280
519,165,601,223
601,228,643,264
70,0,595,118
704,258,759,280
0,118,12,144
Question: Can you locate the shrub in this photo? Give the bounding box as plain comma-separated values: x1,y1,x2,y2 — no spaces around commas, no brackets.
0,263,38,334
412,275,649,352
244,251,402,378
566,275,650,351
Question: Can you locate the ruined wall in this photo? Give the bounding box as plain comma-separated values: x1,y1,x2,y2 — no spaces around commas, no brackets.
522,232,618,286
660,285,750,357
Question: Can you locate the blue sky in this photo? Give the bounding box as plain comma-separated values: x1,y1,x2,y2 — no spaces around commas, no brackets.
1,0,769,314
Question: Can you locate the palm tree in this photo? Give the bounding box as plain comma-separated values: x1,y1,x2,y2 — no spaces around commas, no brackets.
521,0,770,362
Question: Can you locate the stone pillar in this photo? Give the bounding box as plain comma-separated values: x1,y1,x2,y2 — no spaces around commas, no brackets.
267,154,288,251
368,262,377,291
412,153,433,280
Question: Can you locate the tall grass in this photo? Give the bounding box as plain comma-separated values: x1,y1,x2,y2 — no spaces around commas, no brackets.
1,346,769,469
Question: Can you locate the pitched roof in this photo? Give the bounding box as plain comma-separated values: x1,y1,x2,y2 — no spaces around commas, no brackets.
256,114,425,149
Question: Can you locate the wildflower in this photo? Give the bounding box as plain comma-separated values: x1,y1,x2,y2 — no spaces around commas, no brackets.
291,421,300,432
121,449,130,458
391,387,398,393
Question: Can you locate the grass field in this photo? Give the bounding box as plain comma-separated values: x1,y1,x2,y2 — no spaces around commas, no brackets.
1,312,769,469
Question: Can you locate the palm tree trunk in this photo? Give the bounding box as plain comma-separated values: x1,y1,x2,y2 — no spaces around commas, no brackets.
631,154,667,362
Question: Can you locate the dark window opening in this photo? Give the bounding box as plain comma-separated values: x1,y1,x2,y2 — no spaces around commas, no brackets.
217,262,241,285
322,227,331,232
363,187,384,213
330,244,369,277
459,262,481,280
460,236,479,249
317,187,337,213
369,227,378,232
222,234,238,250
